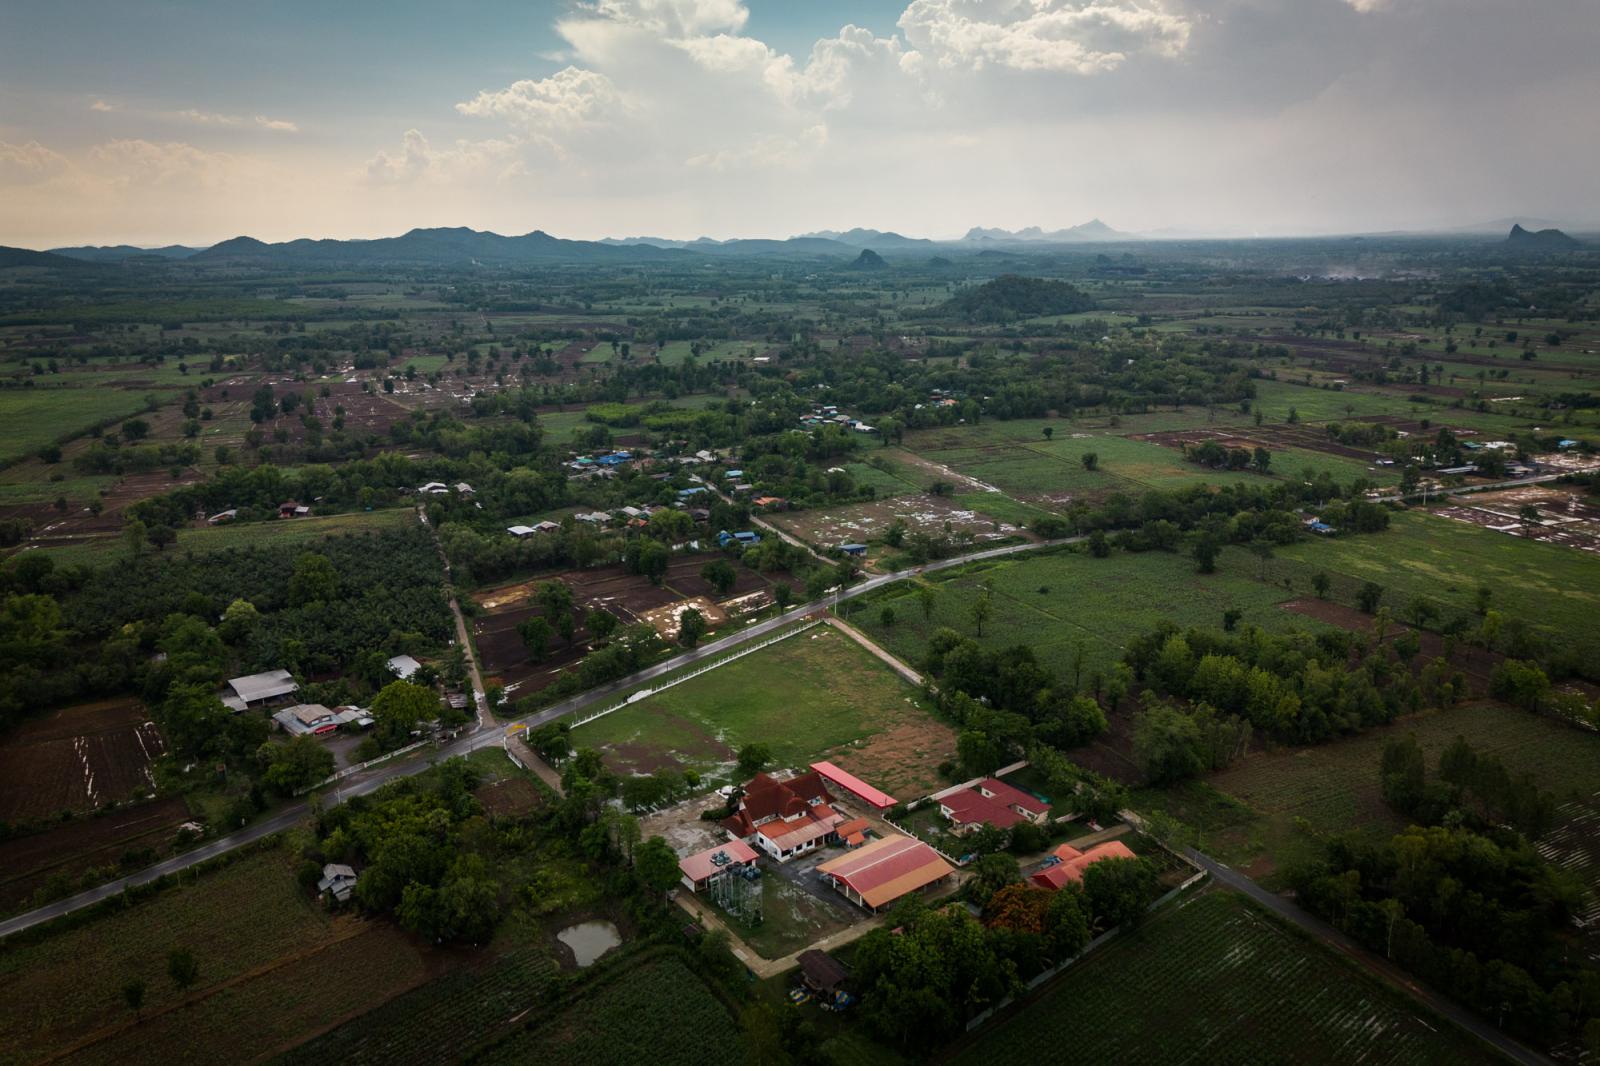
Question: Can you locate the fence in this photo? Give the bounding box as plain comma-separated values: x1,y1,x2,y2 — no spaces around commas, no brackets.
566,621,821,731
296,739,430,796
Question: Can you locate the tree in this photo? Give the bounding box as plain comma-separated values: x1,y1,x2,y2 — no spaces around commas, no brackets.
1088,529,1110,558
1082,857,1158,929
1309,572,1330,598
536,580,574,620
700,559,738,596
1133,702,1203,784
147,524,177,551
879,605,897,627
218,598,259,644
634,836,681,897
121,978,146,1021
1357,581,1384,614
1081,452,1099,471
517,616,552,660
1249,540,1274,580
585,607,619,642
971,589,993,637
1042,426,1054,441
737,743,772,776
1251,446,1272,473
1192,535,1219,574
1380,734,1427,813
1518,504,1541,534
167,947,199,991
259,735,336,794
968,852,1020,903
957,729,1002,776
123,518,148,557
287,552,338,606
919,585,937,620
678,607,707,647
370,680,439,742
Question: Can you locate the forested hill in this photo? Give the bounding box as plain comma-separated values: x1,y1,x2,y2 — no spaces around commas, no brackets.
940,274,1096,322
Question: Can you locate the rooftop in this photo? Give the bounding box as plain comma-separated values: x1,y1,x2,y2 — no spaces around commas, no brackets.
226,668,298,705
817,835,954,910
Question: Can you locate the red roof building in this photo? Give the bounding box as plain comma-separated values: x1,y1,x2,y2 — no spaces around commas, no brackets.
722,771,840,862
817,835,955,911
938,777,1051,834
810,761,897,810
1030,840,1137,890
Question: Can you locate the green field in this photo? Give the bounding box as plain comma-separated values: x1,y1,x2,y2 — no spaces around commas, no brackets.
34,507,417,568
950,889,1498,1066
1144,699,1600,882
472,953,734,1066
0,388,162,465
850,547,1320,684
571,625,953,797
1265,508,1600,658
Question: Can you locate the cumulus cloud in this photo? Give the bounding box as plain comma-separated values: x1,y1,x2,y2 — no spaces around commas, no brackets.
255,116,299,132
686,124,827,170
89,99,117,112
0,140,71,183
455,67,626,130
86,139,234,186
590,0,748,36
899,0,1192,73
365,129,523,184
170,109,300,132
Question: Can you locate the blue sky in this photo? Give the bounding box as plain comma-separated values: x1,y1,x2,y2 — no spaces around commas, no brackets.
2,0,1596,247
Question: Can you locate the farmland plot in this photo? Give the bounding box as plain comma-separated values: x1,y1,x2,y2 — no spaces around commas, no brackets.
951,890,1498,1065
0,697,164,820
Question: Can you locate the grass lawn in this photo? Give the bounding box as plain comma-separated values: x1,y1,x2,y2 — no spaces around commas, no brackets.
1139,699,1600,885
1264,508,1600,659
713,874,855,960
849,546,1322,685
949,889,1499,1065
571,626,954,797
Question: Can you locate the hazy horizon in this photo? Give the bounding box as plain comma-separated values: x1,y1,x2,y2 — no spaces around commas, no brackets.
4,0,1597,248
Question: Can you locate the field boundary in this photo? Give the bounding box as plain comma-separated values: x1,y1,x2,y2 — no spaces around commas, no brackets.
297,739,430,796
568,620,822,730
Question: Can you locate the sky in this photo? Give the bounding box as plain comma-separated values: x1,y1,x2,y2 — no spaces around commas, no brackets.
1,0,1597,248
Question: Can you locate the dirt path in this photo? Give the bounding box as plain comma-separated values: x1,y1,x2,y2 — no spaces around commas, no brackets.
881,446,1001,495
825,615,925,686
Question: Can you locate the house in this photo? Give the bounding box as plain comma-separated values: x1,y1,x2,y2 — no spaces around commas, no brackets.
725,469,745,480
453,481,474,495
797,950,850,996
317,863,359,903
207,509,238,525
839,543,868,557
330,705,374,729
677,486,709,499
1558,439,1579,449
753,496,787,510
810,761,896,810
938,778,1050,834
507,525,538,538
418,482,450,495
223,668,298,711
273,703,337,737
575,511,611,525
722,771,843,863
597,451,633,467
678,839,761,891
1030,840,1137,891
1303,518,1336,535
832,817,871,848
387,654,421,680
817,836,955,912
533,520,562,534
278,501,310,518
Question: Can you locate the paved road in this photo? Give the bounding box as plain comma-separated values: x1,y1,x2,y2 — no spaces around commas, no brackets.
1372,472,1568,505
1184,848,1555,1066
0,534,1078,940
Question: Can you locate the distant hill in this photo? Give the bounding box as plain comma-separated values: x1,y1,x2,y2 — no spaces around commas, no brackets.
963,219,1133,243
49,244,203,261
0,245,98,271
798,228,932,249
940,274,1094,322
848,249,888,271
1506,224,1580,251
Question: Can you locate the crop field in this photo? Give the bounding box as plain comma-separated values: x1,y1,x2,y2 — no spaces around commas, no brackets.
0,843,409,1066
951,890,1498,1066
272,947,558,1066
0,795,191,912
0,388,163,465
1264,509,1600,659
851,547,1320,687
0,697,164,820
572,625,955,796
472,952,735,1066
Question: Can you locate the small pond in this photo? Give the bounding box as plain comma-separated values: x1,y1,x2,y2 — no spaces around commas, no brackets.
557,920,622,967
